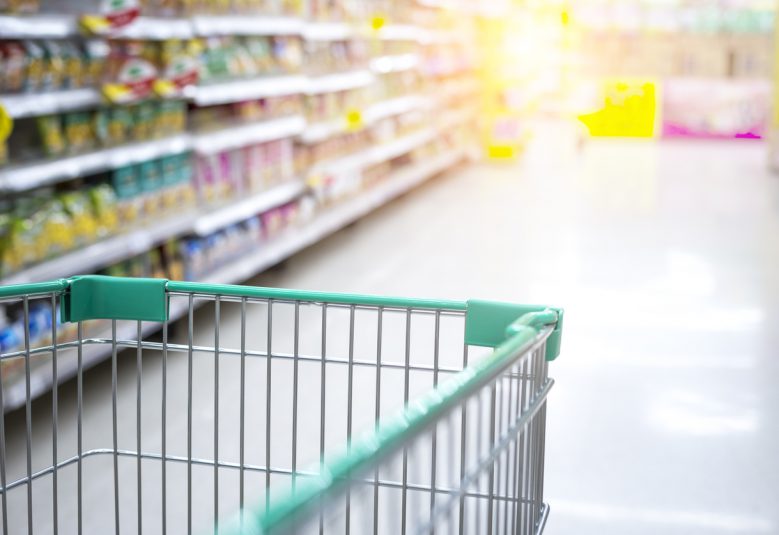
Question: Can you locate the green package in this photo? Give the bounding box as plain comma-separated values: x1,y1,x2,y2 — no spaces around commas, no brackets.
132,102,158,142
93,108,110,147
107,106,133,146
88,183,119,236
36,115,66,157
60,191,97,246
112,164,142,224
139,160,163,216
23,40,47,92
63,112,94,154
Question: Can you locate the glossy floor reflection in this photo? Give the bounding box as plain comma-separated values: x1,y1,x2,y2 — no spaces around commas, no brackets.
252,123,779,534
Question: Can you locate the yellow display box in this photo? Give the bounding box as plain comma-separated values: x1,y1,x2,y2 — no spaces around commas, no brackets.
579,79,659,138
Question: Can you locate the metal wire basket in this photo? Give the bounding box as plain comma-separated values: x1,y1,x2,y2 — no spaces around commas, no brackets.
0,275,562,535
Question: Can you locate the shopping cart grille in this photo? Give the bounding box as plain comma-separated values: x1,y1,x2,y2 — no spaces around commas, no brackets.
0,277,561,535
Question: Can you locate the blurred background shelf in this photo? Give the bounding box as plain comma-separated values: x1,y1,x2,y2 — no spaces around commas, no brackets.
0,0,481,415
0,180,307,285
192,15,304,36
192,115,306,154
0,134,192,192
186,75,309,106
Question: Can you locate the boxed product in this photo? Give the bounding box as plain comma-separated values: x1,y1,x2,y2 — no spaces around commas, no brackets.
111,164,144,224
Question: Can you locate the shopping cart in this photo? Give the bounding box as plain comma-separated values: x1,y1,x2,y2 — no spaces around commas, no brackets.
0,275,562,535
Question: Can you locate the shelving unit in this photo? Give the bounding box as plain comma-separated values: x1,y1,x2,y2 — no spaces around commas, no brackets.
301,94,430,144
0,134,191,192
186,74,308,106
0,180,307,285
0,3,481,407
0,147,463,412
305,70,375,94
370,53,420,73
191,115,306,154
192,15,304,36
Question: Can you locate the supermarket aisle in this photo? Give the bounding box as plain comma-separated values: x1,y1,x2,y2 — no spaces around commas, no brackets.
7,121,779,534
250,123,779,534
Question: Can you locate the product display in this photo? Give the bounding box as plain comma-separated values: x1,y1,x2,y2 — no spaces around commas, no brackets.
0,0,478,291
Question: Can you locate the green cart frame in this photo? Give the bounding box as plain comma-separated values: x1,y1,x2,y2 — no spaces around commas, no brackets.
0,275,562,535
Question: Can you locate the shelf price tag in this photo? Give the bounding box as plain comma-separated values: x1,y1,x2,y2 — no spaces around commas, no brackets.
371,15,386,31
0,103,12,166
0,104,13,142
345,109,363,131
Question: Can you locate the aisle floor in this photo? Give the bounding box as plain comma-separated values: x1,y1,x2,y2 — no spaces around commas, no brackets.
249,124,779,534
9,122,779,534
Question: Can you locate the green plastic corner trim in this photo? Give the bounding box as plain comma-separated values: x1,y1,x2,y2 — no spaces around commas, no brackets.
60,275,169,323
465,299,563,361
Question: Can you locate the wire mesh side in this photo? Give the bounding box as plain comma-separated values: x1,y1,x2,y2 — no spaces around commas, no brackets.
272,337,552,535
0,290,471,535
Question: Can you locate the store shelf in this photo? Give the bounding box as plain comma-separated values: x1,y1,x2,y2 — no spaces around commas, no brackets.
303,21,354,41
112,16,195,39
0,134,192,193
0,212,196,286
377,24,431,42
1,148,462,411
305,70,374,95
203,147,463,284
370,53,420,73
300,94,430,144
439,106,477,130
192,115,306,155
310,128,437,177
364,95,431,122
0,14,78,38
0,88,103,119
187,74,308,106
0,180,306,286
192,15,304,36
194,180,306,236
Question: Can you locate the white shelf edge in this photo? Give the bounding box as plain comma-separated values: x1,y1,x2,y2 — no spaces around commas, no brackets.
1,88,103,119
299,119,345,144
0,134,192,193
369,53,420,74
303,21,354,41
0,14,78,38
377,24,431,42
112,16,195,39
192,115,306,155
309,128,436,177
193,180,306,236
363,94,430,122
1,148,463,411
188,74,308,106
193,15,304,36
300,94,428,145
305,70,374,95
